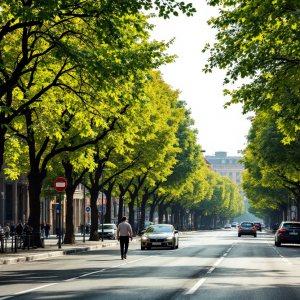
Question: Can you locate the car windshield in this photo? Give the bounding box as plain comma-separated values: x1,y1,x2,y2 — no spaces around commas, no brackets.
282,223,300,229
241,223,254,227
98,225,115,230
146,226,172,233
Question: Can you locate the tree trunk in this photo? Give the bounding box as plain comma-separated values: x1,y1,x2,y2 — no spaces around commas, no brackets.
89,188,99,241
149,203,156,222
139,194,148,232
164,209,168,224
158,202,164,223
64,186,76,244
27,171,45,248
104,181,115,223
128,199,135,235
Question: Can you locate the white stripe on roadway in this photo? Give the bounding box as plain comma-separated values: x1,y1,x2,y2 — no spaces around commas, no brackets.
0,296,13,300
186,278,206,294
214,257,224,267
14,283,57,295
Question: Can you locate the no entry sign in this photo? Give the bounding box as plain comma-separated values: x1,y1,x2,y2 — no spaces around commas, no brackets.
54,177,67,192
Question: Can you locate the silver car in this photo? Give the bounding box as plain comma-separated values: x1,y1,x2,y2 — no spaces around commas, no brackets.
141,224,179,250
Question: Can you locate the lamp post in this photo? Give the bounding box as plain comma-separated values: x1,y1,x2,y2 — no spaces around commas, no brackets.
101,169,104,242
123,196,125,217
83,175,86,243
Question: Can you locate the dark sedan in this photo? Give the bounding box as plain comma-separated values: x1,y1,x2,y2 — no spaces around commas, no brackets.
275,221,300,246
141,224,179,250
238,222,257,237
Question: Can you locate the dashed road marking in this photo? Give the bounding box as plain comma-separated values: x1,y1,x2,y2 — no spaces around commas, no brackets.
186,278,206,294
14,283,57,295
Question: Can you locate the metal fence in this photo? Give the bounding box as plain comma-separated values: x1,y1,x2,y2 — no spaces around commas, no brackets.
0,233,42,253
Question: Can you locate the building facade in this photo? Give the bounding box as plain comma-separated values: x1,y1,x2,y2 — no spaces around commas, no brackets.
205,151,245,198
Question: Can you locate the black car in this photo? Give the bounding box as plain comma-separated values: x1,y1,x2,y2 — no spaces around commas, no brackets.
253,222,262,232
275,221,300,246
238,222,256,237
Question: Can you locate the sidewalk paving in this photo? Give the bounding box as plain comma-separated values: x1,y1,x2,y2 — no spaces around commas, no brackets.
0,231,198,266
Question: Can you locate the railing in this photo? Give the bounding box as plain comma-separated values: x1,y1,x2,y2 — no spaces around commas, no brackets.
0,233,42,253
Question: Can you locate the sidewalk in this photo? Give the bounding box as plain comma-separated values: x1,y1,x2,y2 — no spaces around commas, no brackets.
0,234,139,266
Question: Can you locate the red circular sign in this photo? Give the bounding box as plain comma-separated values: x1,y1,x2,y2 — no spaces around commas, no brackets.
54,177,67,192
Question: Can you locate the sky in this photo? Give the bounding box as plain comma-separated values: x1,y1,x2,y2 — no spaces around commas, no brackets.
148,0,253,157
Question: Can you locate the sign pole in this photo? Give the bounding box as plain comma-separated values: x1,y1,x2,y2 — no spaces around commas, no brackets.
59,192,61,249
54,177,67,249
102,169,104,242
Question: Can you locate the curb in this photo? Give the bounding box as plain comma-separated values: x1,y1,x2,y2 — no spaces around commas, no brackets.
0,239,139,266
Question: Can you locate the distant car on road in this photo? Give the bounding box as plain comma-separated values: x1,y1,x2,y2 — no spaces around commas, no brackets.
141,224,179,250
275,221,300,247
98,224,117,239
238,222,257,237
231,222,238,228
253,222,262,232
224,224,231,229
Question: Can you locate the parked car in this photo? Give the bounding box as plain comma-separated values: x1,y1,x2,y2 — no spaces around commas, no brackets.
238,222,257,237
141,224,179,250
275,221,300,247
98,224,117,239
253,222,262,232
224,224,231,229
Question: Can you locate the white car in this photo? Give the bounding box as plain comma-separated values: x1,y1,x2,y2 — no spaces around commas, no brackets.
224,224,232,229
98,224,117,239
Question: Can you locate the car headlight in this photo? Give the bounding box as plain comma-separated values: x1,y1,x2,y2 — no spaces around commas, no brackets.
166,236,173,241
142,236,148,241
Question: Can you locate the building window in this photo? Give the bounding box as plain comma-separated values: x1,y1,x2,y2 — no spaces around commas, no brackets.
236,179,241,183
236,172,239,176
229,172,232,176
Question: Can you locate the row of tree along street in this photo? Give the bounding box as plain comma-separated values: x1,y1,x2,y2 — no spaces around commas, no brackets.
204,0,300,224
1,0,245,246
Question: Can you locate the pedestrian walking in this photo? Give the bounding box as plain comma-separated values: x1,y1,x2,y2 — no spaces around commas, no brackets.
0,223,3,233
41,221,45,238
16,221,23,235
117,216,133,260
45,222,50,238
85,223,89,234
80,223,84,235
10,221,15,237
4,223,10,238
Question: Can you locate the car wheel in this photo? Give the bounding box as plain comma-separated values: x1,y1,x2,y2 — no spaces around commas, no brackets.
276,241,281,247
238,234,241,237
176,240,179,249
254,234,257,237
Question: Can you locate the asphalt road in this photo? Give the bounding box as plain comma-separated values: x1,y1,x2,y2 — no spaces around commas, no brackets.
1,229,300,300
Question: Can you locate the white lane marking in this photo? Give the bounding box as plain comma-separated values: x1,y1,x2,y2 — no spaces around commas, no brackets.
186,278,206,294
110,263,127,268
64,277,79,282
214,257,224,267
223,253,227,257
0,297,13,300
78,269,106,278
207,267,215,274
14,283,57,295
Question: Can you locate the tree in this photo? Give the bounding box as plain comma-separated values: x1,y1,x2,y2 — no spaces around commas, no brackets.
204,0,300,140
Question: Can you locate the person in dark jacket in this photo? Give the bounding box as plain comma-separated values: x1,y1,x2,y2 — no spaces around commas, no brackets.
10,221,16,237
16,221,23,235
45,222,50,238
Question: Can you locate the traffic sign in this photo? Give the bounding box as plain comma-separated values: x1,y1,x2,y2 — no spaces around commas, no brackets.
85,207,91,213
99,206,102,212
186,208,190,214
291,206,297,212
54,177,67,192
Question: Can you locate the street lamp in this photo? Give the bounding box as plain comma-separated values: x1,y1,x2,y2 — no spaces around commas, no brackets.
83,174,86,243
101,169,104,242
